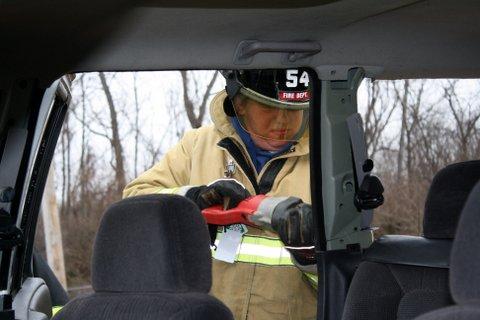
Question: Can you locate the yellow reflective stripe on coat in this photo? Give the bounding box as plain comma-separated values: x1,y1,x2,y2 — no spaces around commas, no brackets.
303,272,318,290
157,187,180,194
52,306,63,316
212,233,294,266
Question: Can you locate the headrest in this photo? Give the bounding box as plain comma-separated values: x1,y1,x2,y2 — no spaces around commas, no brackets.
91,194,211,293
450,181,480,303
423,160,480,239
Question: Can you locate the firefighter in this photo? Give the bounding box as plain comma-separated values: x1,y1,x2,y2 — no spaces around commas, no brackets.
123,68,317,320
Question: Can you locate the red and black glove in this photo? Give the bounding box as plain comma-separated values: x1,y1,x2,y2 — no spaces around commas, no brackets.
185,179,251,210
185,179,251,245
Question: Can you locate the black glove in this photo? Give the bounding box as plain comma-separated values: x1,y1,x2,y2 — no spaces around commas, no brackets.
270,197,316,264
185,179,251,210
271,197,314,247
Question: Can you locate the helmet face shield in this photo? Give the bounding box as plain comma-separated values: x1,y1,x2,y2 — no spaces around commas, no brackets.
234,100,308,145
223,68,311,146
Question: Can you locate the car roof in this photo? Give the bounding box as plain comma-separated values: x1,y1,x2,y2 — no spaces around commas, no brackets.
1,0,480,84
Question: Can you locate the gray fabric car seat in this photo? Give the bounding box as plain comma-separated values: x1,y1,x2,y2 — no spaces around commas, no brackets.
342,160,480,320
52,194,233,320
414,181,480,320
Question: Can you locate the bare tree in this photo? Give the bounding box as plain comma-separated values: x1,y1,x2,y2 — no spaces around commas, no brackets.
167,88,186,140
60,124,67,215
444,80,480,161
395,80,408,181
414,114,454,181
98,72,127,196
41,164,67,288
394,80,426,182
363,80,396,159
59,113,73,215
180,71,219,128
406,81,424,181
133,72,140,177
79,74,88,216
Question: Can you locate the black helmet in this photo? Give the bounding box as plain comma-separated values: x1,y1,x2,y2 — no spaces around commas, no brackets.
222,68,311,116
221,69,310,144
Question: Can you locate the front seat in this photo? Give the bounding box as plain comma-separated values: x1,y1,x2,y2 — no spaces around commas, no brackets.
342,160,480,320
415,179,480,319
53,194,233,320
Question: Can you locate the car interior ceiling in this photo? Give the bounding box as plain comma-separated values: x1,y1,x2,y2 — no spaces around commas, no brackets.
1,0,480,85
1,1,480,320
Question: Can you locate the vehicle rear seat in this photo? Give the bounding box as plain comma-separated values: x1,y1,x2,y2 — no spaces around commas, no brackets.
415,179,480,319
53,194,233,320
342,160,480,320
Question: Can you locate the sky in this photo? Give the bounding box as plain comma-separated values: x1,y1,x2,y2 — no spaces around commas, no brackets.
55,71,225,188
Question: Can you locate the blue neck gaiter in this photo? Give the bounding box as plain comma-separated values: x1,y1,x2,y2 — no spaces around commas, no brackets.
231,117,292,173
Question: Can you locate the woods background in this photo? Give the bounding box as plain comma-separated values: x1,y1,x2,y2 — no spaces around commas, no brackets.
34,71,480,295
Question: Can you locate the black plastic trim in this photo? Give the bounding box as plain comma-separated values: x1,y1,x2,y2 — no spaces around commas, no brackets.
308,70,326,251
13,97,68,291
0,81,42,292
0,128,28,207
364,235,452,269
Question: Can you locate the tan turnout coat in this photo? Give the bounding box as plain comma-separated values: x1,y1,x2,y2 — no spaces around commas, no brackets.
123,90,316,320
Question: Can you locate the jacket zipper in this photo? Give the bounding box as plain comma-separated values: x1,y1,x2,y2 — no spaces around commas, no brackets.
258,157,288,194
217,138,292,195
218,138,260,194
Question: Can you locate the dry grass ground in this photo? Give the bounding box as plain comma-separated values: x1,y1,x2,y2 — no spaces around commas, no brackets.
373,174,430,237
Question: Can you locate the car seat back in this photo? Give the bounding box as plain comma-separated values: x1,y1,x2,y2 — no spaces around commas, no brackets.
415,180,480,319
53,194,233,320
342,161,480,320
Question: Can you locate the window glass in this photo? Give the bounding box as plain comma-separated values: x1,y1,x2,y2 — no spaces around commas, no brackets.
358,79,480,236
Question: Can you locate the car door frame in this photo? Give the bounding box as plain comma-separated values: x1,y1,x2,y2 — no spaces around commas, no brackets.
0,77,71,317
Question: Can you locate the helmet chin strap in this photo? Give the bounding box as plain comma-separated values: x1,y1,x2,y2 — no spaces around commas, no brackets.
249,132,291,151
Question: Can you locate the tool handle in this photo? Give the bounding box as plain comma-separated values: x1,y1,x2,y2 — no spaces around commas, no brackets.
201,195,267,225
